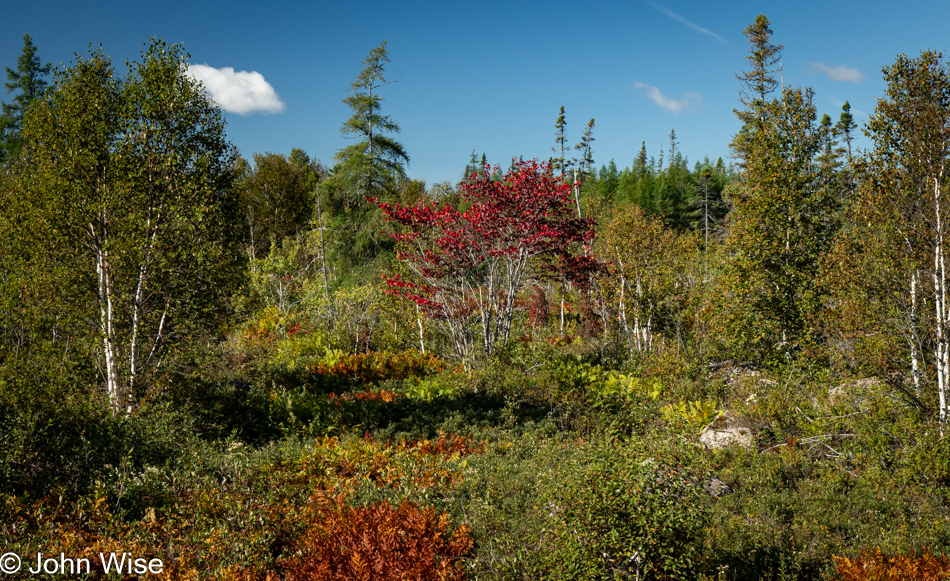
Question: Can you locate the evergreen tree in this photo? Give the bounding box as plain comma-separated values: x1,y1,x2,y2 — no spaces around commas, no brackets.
334,40,409,205
834,100,859,201
688,158,729,242
0,34,51,163
668,128,678,167
635,141,648,177
326,40,409,280
600,160,620,197
721,16,834,361
817,113,840,171
574,118,595,178
551,106,572,178
732,14,783,164
834,100,857,160
463,150,479,182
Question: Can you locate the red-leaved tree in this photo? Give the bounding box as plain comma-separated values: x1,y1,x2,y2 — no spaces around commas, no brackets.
375,159,598,362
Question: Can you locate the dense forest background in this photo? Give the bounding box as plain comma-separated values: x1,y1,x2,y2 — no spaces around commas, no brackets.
1,14,950,581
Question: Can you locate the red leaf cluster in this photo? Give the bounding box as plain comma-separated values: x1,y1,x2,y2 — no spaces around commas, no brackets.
374,159,600,358
375,159,596,309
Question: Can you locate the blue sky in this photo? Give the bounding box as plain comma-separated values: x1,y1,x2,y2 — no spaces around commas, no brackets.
3,1,950,185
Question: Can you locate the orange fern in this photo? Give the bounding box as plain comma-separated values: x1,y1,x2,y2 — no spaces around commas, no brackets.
834,548,950,581
281,494,471,581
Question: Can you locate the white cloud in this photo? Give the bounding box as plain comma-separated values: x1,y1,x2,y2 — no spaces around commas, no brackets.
186,64,285,115
634,81,702,114
644,0,727,45
811,62,864,83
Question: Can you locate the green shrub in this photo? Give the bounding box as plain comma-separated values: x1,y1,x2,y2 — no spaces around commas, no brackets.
542,440,710,580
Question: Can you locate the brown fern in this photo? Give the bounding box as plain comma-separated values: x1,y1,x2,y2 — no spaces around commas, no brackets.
280,496,471,581
834,548,950,581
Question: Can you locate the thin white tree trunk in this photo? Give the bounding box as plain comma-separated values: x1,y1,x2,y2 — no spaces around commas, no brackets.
416,302,425,354
129,215,159,398
935,172,948,433
560,293,565,334
573,169,582,219
617,257,633,353
634,274,651,352
910,270,922,395
96,242,120,414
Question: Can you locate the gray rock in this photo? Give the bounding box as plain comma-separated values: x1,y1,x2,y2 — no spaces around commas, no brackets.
699,411,753,449
703,477,733,497
828,377,884,407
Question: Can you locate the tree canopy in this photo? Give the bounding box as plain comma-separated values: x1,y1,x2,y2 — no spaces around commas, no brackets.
8,39,241,413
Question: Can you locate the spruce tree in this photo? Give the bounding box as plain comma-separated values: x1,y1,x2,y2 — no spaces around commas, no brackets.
732,14,783,165
463,150,479,182
834,100,857,160
834,101,859,201
635,142,648,177
721,16,834,361
334,40,409,205
0,34,51,163
574,118,595,178
552,105,572,178
327,40,410,280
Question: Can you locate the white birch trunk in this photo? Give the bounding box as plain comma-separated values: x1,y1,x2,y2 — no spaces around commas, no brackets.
617,257,634,353
910,270,922,395
935,172,948,433
95,241,120,414
416,303,425,354
560,293,565,334
128,215,160,400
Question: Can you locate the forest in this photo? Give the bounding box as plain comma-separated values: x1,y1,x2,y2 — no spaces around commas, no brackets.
0,13,949,580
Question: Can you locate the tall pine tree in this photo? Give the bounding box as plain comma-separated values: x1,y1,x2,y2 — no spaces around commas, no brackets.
0,34,51,163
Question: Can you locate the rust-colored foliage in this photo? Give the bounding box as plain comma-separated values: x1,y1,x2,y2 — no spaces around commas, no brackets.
399,432,485,457
281,493,471,581
308,351,445,385
527,285,550,329
834,548,950,581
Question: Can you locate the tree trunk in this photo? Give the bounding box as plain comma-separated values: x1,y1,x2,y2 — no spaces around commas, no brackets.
935,173,948,434
909,270,922,394
617,257,634,353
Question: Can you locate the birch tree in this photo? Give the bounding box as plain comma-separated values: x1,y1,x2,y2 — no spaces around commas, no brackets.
827,51,950,431
16,40,240,414
598,204,698,355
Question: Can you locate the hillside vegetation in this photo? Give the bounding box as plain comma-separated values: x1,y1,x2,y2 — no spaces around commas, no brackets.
1,17,949,581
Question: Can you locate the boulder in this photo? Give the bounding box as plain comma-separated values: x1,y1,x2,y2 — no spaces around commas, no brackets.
699,411,753,450
703,477,734,497
828,377,885,407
